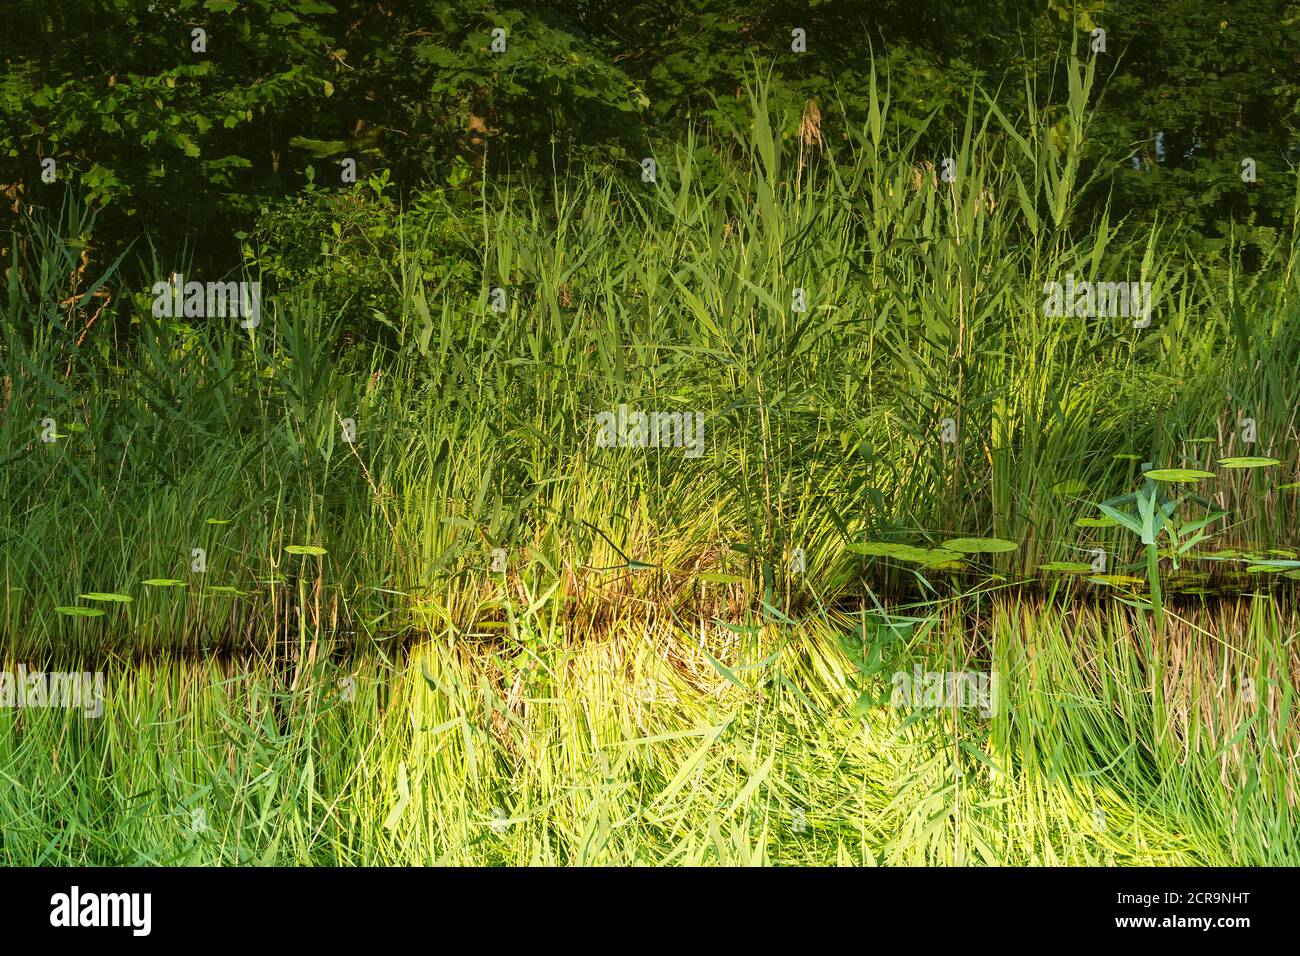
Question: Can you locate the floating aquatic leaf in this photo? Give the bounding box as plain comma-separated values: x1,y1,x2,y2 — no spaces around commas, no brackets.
1087,574,1145,587
285,545,327,556
141,578,187,587
942,537,1019,554
848,542,961,565
55,606,106,617
1217,457,1280,469
1242,558,1300,570
1143,468,1215,482
79,592,133,603
848,542,919,557
926,560,966,571
914,549,963,565
1075,515,1119,528
205,518,231,525
1038,562,1094,573
1113,453,1144,461
1277,482,1300,491
1187,548,1242,560
204,586,248,595
1050,479,1088,495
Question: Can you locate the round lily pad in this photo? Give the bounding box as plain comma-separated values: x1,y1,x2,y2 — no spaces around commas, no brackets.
1143,468,1215,482
847,543,961,565
141,578,188,587
79,592,133,603
1050,479,1088,495
55,606,106,617
285,545,328,556
941,537,1019,554
1087,574,1145,587
1038,562,1094,573
1075,515,1119,528
1217,457,1280,469
1187,548,1242,560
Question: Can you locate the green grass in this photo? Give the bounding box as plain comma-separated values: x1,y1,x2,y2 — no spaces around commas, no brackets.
1,596,1293,865
2,65,1298,865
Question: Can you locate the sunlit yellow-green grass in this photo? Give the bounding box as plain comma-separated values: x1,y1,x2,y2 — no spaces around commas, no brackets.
2,596,1293,865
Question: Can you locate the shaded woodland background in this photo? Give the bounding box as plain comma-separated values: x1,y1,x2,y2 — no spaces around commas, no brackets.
2,0,1298,292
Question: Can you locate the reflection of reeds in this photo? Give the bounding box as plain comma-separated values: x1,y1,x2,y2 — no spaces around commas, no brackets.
0,593,1293,864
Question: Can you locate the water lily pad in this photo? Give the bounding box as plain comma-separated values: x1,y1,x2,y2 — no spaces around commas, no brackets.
1038,562,1094,573
1087,574,1145,587
847,543,960,565
1113,453,1144,461
205,518,231,525
1075,515,1119,528
847,542,920,558
1187,548,1242,560
285,545,328,556
204,586,249,595
1143,468,1215,482
141,578,187,587
1277,482,1300,491
55,606,106,617
1050,479,1088,495
1217,457,1280,468
79,592,133,603
942,537,1019,554
1242,558,1300,570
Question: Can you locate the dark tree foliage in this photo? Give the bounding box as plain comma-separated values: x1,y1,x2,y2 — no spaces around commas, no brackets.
1,0,1296,273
